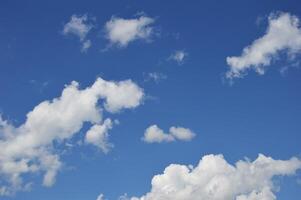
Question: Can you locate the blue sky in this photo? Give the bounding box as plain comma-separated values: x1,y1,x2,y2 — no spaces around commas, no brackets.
0,0,301,200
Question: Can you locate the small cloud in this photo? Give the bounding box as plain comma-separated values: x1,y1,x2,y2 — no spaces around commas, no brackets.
85,118,115,153
168,50,188,65
104,14,155,48
62,14,94,52
144,72,167,83
142,125,195,143
81,40,91,52
65,142,74,148
96,193,105,200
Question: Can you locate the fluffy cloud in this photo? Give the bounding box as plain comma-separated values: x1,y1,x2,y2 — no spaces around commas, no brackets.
95,79,144,112
128,154,301,200
104,15,155,47
85,118,114,153
0,77,144,195
63,14,94,52
142,125,195,143
226,12,301,79
169,50,188,65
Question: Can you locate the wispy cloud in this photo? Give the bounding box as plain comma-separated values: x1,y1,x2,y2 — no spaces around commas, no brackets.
96,193,105,200
144,72,167,83
168,50,188,65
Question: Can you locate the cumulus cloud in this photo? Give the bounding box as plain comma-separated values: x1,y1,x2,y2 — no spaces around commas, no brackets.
0,77,144,195
104,15,155,48
63,14,94,52
127,154,301,200
142,125,195,143
85,118,114,153
226,12,301,79
168,50,188,65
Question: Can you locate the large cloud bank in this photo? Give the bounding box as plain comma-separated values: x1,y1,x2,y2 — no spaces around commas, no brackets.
127,154,301,200
104,15,155,47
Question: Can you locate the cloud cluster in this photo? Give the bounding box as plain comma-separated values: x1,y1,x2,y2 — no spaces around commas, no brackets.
63,14,94,52
0,78,144,195
142,125,195,143
104,15,155,47
127,154,301,200
226,12,301,79
168,50,188,65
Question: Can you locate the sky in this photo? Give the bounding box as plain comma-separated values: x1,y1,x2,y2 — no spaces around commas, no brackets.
0,0,301,200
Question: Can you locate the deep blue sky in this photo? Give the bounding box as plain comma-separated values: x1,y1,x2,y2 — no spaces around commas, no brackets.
0,0,301,199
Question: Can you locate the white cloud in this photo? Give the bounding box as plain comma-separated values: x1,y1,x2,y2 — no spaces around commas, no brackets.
119,194,130,200
169,50,188,64
81,39,92,52
226,12,301,79
169,127,196,141
85,118,114,153
128,154,301,200
142,125,174,143
142,125,195,143
95,79,144,113
104,15,155,48
0,77,144,195
63,14,94,52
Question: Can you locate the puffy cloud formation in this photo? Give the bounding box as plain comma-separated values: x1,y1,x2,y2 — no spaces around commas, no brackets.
169,50,187,65
63,14,94,52
142,125,195,143
128,154,301,200
226,12,301,79
104,15,155,47
0,77,144,195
